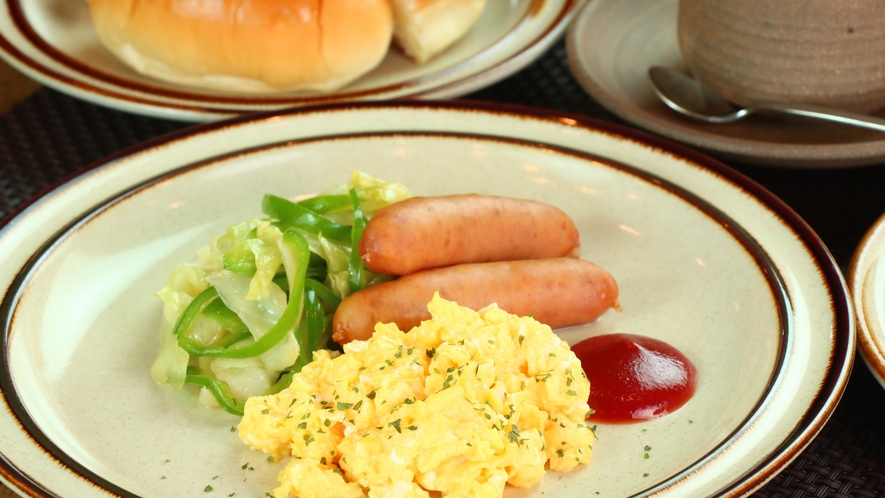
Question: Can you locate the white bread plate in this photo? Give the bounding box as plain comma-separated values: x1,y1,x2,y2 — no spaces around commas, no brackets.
0,0,583,121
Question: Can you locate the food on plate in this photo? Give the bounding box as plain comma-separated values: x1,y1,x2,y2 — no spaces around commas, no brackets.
238,293,596,498
359,194,581,275
574,334,697,423
86,0,488,93
391,0,488,63
332,258,620,344
87,0,394,93
151,168,619,419
150,172,411,415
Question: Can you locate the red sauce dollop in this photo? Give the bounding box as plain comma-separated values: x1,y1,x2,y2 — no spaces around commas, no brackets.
573,333,697,423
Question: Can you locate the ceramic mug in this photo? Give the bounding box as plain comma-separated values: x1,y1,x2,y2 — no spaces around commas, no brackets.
678,0,885,114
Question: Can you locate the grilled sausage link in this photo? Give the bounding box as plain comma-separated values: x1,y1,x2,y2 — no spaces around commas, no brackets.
358,194,581,275
332,258,619,344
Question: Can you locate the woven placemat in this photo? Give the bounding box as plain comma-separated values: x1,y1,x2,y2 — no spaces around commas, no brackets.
2,40,885,497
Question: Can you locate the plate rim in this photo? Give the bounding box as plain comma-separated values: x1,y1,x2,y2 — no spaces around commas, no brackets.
564,0,885,169
4,130,793,496
849,212,885,389
0,100,855,497
0,0,584,121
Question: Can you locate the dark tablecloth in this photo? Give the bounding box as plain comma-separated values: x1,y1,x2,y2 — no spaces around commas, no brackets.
3,41,885,498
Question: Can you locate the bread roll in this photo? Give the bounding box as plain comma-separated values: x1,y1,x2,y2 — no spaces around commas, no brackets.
390,0,487,63
88,0,394,93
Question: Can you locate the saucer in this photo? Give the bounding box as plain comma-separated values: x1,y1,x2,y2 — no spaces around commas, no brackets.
565,0,885,168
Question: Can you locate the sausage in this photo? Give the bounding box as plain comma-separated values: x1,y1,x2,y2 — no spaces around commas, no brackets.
358,194,581,275
331,258,619,344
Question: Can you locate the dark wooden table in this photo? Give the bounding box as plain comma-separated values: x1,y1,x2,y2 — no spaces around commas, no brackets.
2,41,885,497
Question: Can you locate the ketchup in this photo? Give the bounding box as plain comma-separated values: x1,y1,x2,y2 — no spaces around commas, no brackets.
573,333,697,423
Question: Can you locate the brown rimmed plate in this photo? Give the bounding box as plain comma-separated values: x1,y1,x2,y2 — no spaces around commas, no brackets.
0,102,853,497
0,0,583,121
850,213,885,392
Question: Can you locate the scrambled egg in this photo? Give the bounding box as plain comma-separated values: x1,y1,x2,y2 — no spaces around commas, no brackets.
238,293,595,498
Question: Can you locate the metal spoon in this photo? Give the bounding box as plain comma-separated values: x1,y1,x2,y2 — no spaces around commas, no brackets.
648,65,885,132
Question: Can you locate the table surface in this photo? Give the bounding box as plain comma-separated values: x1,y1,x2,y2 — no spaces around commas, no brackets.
2,40,885,498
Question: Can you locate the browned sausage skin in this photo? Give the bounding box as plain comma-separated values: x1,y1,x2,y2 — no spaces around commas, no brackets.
358,194,581,275
332,258,619,344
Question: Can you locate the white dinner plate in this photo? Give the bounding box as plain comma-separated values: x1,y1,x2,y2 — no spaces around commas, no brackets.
0,102,853,497
0,0,583,121
565,0,885,168
850,213,885,391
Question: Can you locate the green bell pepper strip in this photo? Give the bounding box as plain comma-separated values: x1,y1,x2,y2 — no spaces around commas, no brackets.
304,278,341,311
307,252,329,279
202,297,248,335
213,330,252,349
273,253,327,286
267,296,320,394
184,372,245,416
271,253,328,295
271,275,288,295
177,230,311,359
303,287,328,358
296,194,352,214
262,194,351,243
173,287,249,349
276,287,327,388
271,371,295,394
348,188,368,294
173,287,219,337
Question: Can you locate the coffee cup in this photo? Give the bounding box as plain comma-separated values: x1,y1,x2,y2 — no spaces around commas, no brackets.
678,0,885,114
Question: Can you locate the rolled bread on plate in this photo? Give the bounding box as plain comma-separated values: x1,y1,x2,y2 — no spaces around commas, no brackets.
87,0,394,93
390,0,487,63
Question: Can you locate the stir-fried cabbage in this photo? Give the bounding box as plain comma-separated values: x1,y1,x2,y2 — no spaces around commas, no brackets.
150,171,411,415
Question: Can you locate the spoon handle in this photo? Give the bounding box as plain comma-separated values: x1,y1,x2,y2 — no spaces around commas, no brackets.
757,103,885,133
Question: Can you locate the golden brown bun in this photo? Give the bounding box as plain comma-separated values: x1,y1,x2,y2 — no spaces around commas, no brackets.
88,0,394,93
390,0,487,63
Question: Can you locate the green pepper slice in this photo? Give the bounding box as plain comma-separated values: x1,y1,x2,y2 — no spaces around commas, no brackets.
262,194,351,243
178,230,310,359
304,278,341,312
184,372,245,416
303,287,328,360
173,287,218,337
201,297,248,335
297,194,351,214
347,188,367,294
